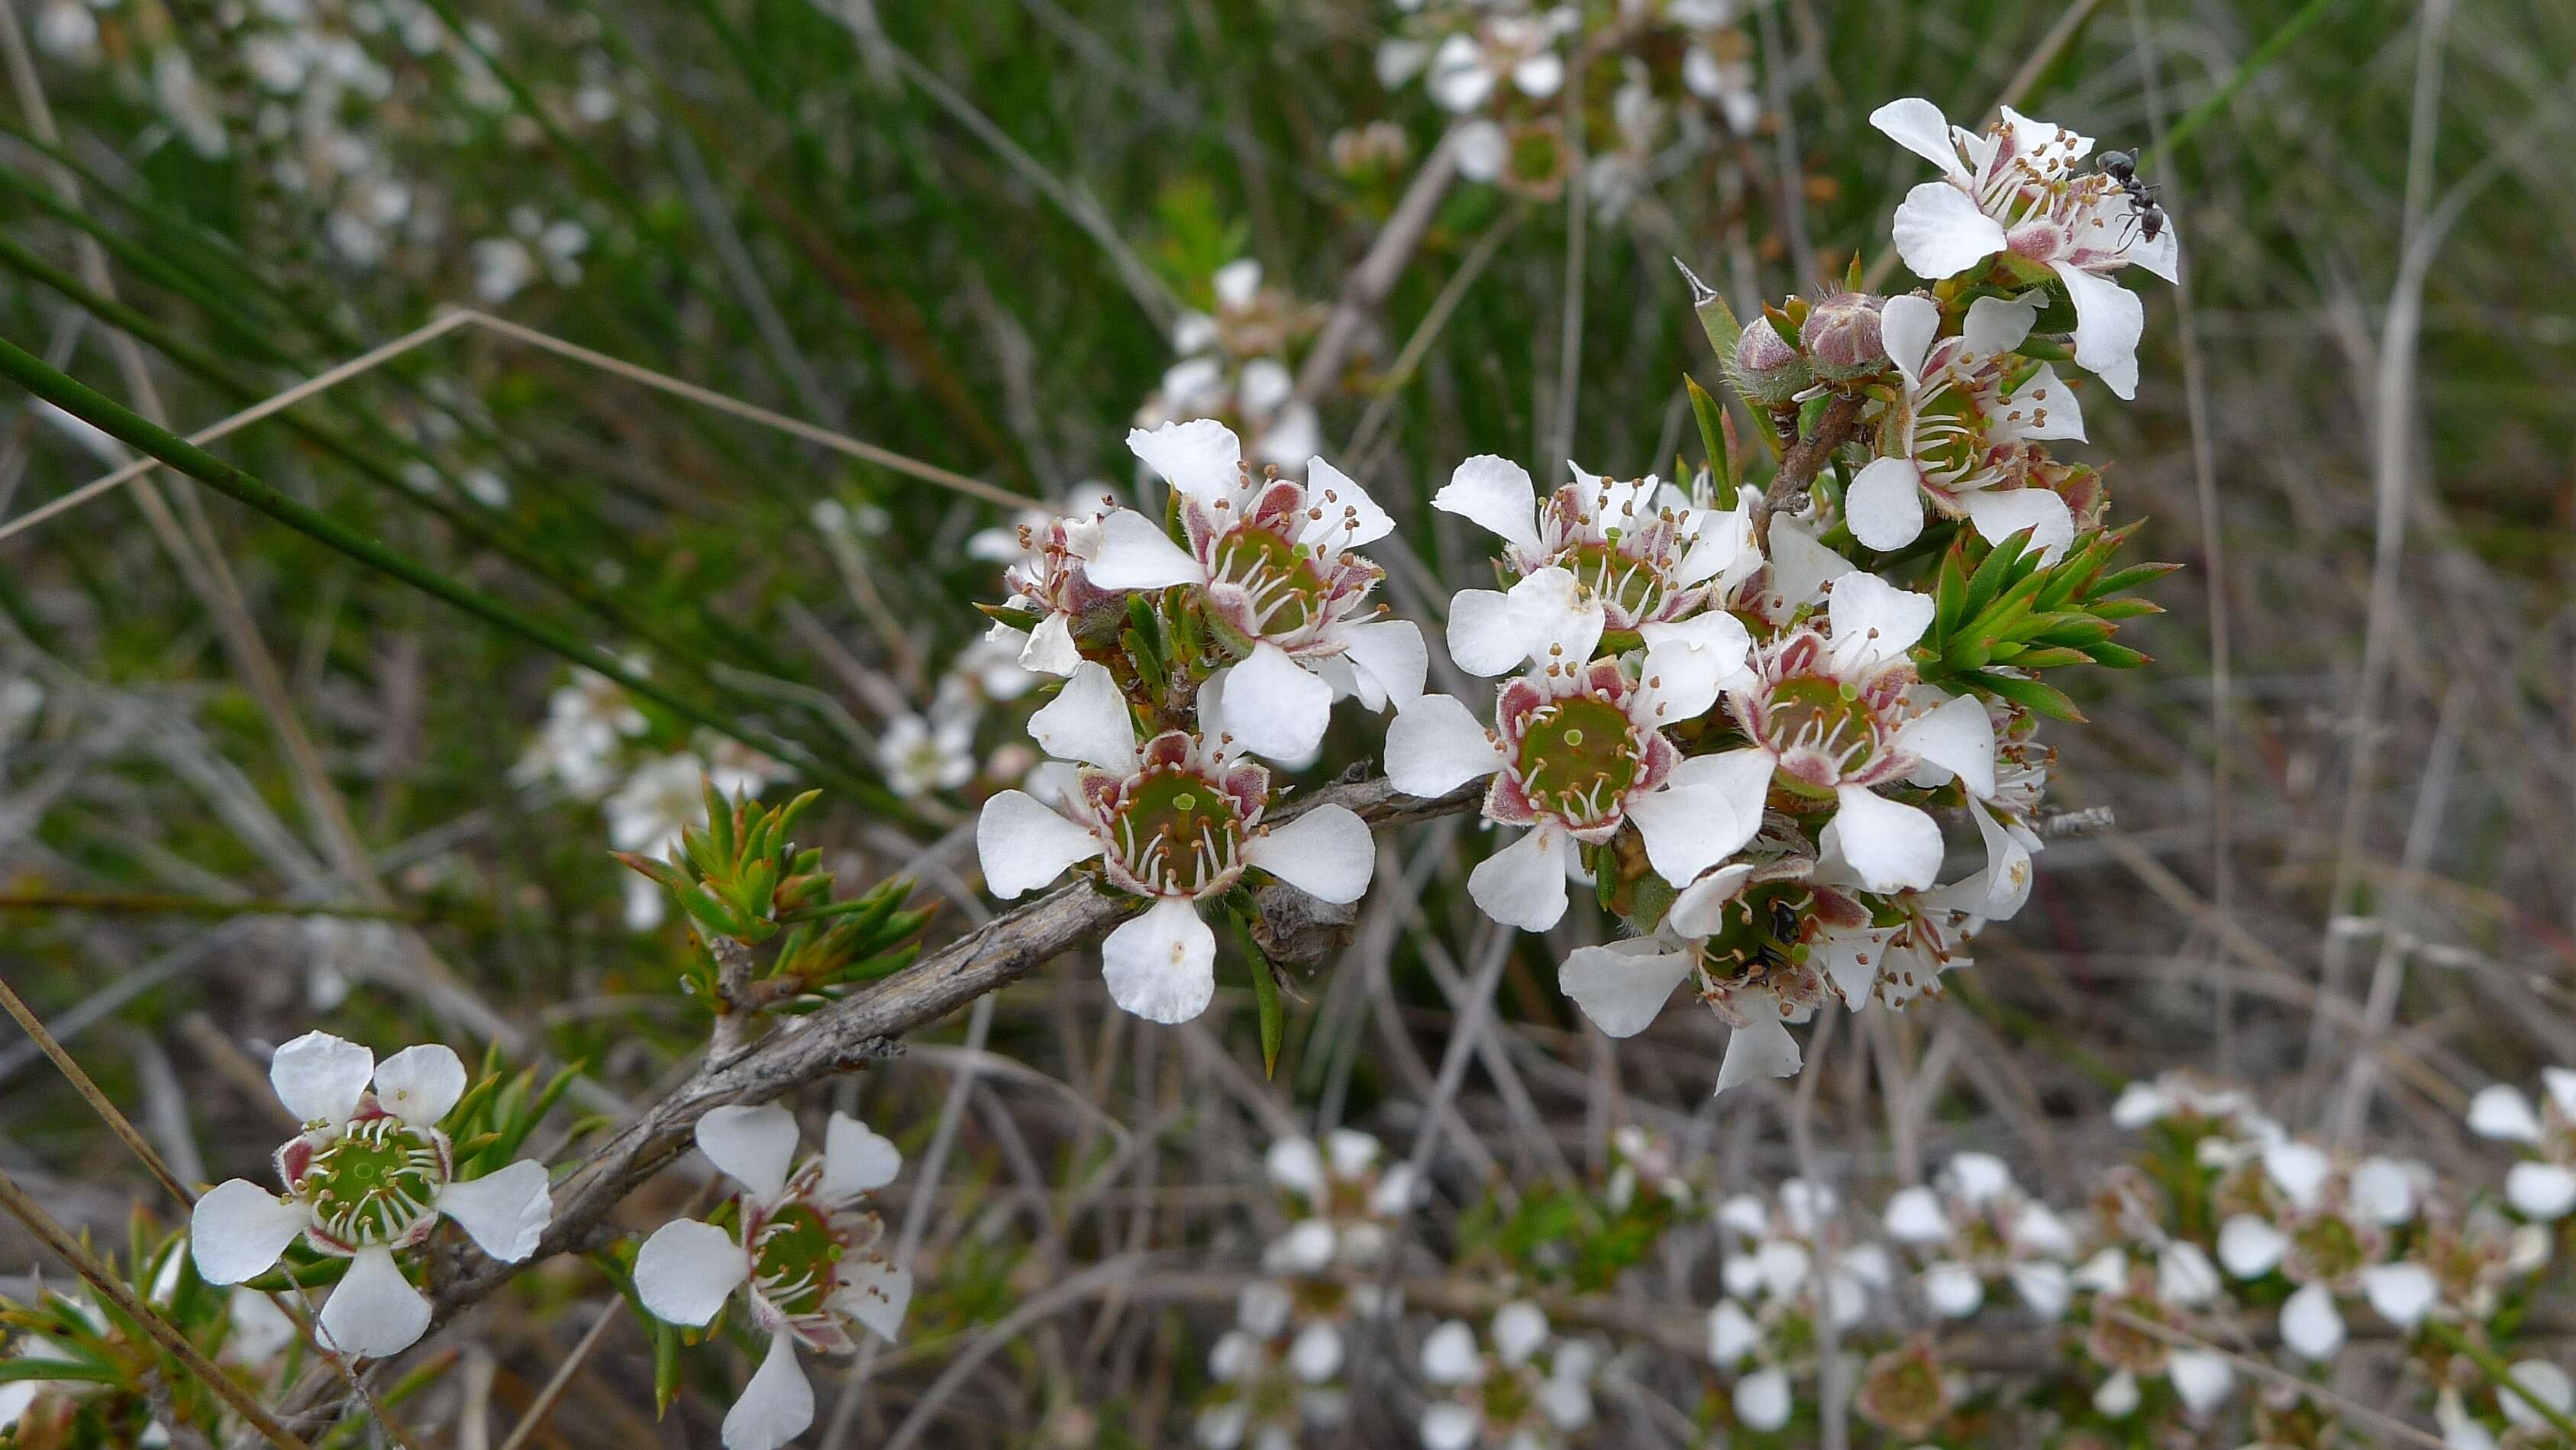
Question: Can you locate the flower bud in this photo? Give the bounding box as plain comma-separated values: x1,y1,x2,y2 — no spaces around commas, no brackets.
1732,315,1809,408
1799,291,1888,381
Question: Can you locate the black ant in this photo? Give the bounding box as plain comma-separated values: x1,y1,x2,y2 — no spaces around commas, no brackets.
2095,149,2168,244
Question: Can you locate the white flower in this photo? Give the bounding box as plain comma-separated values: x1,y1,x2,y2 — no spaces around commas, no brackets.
1390,560,1754,929
1883,1152,2075,1319
189,1032,553,1360
1693,573,1991,894
1845,292,2083,560
1432,455,1764,634
634,1106,905,1450
2466,1068,2576,1220
1197,1280,1351,1448
1417,1303,1595,1449
1262,1129,1417,1273
2498,1360,2576,1435
973,662,1374,1023
1416,10,1577,115
986,494,1119,678
879,711,976,798
1086,419,1425,761
1870,98,2178,399
2212,1143,2430,1361
513,669,647,799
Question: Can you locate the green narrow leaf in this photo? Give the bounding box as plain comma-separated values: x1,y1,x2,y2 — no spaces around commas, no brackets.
1251,947,1285,1080
1974,670,2087,722
654,1318,683,1418
1685,375,1729,484
1674,257,1742,369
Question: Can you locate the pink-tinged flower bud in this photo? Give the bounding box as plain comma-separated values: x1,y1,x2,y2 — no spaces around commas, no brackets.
1800,292,1888,381
1732,315,1809,407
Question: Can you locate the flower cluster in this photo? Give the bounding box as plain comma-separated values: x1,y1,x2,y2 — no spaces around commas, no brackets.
1138,260,1326,473
1418,1302,1599,1450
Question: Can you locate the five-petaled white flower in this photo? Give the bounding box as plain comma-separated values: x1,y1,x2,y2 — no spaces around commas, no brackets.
1263,1129,1419,1274
1869,98,2178,399
1196,1279,1350,1450
2211,1140,2434,1362
1086,418,1427,762
2068,1245,2235,1421
1700,573,1995,894
2466,1067,2576,1221
1418,1302,1596,1450
1432,456,1764,636
1386,566,1754,930
974,661,1375,1023
1881,1151,2077,1319
190,1032,554,1360
634,1105,909,1450
1708,1182,1891,1432
1845,292,2085,560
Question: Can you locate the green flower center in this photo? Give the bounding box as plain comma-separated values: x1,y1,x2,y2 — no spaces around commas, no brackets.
752,1203,844,1319
1910,386,1987,479
1110,768,1246,897
1759,677,1880,788
303,1117,446,1248
1514,696,1636,821
1479,1364,1535,1428
1694,883,1816,980
2291,1217,2365,1284
1558,539,1663,619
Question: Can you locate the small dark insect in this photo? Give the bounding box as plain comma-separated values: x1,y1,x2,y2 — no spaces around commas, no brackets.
2095,149,2166,244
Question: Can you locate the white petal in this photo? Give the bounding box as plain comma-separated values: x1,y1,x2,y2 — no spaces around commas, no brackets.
721,1331,815,1450
2216,1213,2287,1278
976,790,1105,899
270,1031,374,1125
1845,456,1926,552
1265,1138,1325,1197
1127,418,1245,505
696,1103,801,1200
822,1113,902,1196
633,1217,749,1326
1507,567,1603,667
1735,1365,1793,1432
1445,588,1526,677
1338,618,1427,710
2051,260,2145,401
1558,939,1696,1038
1468,825,1573,932
1017,612,1081,677
1948,1151,2013,1203
1922,1261,1984,1316
2159,1242,2222,1306
1879,293,1941,389
1491,1302,1548,1364
370,1045,466,1129
2093,1368,2141,1418
2262,1141,2329,1211
1707,1299,1761,1365
1958,488,2074,565
1100,897,1218,1024
831,1256,911,1342
1213,260,1262,309
1891,181,2008,279
2071,1248,2127,1295
1666,860,1758,938
2507,1161,2576,1220
1827,572,1935,660
2005,362,2084,441
1421,1320,1482,1384
1086,509,1205,590
2543,1067,2576,1116
1625,777,1751,889
1715,996,1802,1094
2168,1349,2235,1418
1385,693,1503,797
1454,118,1507,181
2360,1263,2437,1328
1869,97,1967,176
189,1180,309,1285
1882,1185,1946,1243
318,1246,431,1360
1637,613,1752,721
1510,49,1563,99
1435,454,1543,558
1029,661,1140,770
2013,1260,2072,1319
2351,1158,2418,1225
1896,693,1996,797
1288,1322,1343,1382
1248,804,1375,905
1303,455,1394,548
434,1160,551,1262
1960,294,2039,358
1764,518,1852,614
1420,1404,1480,1450
2468,1085,2544,1144
2279,1281,2345,1361
2500,1361,2575,1432
1831,786,1943,893
1425,34,1495,112
1225,644,1335,761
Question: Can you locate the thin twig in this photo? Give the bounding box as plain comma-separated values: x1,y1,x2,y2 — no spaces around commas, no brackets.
493,1300,623,1450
